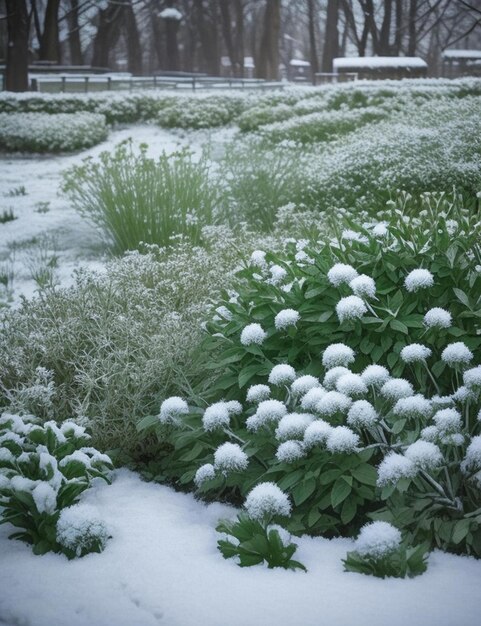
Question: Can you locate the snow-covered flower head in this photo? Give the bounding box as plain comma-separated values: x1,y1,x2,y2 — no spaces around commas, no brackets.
432,408,462,433
214,443,248,473
326,426,359,453
269,264,288,285
420,426,439,442
32,482,58,515
323,366,351,390
303,420,333,447
322,343,355,370
400,343,432,364
316,391,352,417
159,396,189,426
276,440,305,463
253,400,288,428
404,268,434,292
377,452,417,486
380,378,414,402
361,364,390,388
341,229,368,244
461,436,481,473
451,385,476,403
240,323,267,346
347,400,378,429
404,441,443,471
246,384,271,403
301,387,327,411
355,521,402,559
463,366,481,389
423,307,452,329
225,401,242,416
215,306,233,321
267,524,291,547
372,222,389,237
250,250,267,268
275,413,314,441
194,463,216,487
245,482,292,520
349,274,376,299
291,375,320,396
327,263,358,287
202,402,230,431
392,395,432,420
56,504,110,557
268,364,296,386
336,295,367,323
336,373,368,397
441,342,473,367
275,309,300,330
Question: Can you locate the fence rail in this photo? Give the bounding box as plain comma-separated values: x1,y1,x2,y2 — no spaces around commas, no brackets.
27,74,286,93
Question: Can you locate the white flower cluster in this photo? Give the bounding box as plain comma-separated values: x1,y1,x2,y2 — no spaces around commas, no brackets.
274,308,300,330
354,521,402,559
404,268,434,292
202,401,242,431
159,396,189,426
244,482,292,520
240,323,267,346
56,504,110,557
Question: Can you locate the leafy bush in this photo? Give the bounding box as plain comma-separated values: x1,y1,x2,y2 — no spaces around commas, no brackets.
0,231,279,455
0,112,108,153
0,413,112,556
62,141,222,254
343,521,429,578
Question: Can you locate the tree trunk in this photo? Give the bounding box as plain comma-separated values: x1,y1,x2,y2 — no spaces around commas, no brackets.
234,0,244,77
322,0,339,72
219,0,236,76
379,0,393,55
39,0,61,63
193,0,220,75
124,1,142,75
92,4,123,69
68,0,83,65
408,0,418,55
394,0,403,55
256,0,280,80
164,18,180,71
5,0,29,92
307,0,319,82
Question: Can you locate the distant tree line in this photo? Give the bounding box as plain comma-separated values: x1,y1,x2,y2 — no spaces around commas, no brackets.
1,0,481,91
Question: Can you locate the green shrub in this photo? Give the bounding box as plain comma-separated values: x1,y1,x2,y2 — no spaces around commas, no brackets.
0,112,108,153
62,140,222,254
0,413,112,556
0,231,280,455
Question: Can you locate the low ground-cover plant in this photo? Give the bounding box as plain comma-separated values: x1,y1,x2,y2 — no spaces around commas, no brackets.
157,94,247,129
62,140,222,254
343,521,429,578
0,413,112,557
217,483,306,571
0,112,108,153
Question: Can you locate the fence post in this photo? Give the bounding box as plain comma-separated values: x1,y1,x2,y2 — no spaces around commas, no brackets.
84,77,89,93
61,76,66,92
31,78,38,92
107,76,112,91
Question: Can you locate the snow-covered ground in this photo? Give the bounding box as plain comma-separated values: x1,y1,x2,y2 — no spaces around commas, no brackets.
0,469,480,626
0,125,233,304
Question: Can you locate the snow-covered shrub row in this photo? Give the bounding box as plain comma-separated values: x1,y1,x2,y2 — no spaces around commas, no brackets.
0,413,112,557
0,229,283,455
237,77,481,132
225,96,481,221
257,105,388,144
142,197,481,555
62,141,222,253
0,112,108,153
156,95,246,129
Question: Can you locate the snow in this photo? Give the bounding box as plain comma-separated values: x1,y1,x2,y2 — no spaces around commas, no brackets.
355,521,402,558
56,504,110,557
336,373,368,397
323,366,351,390
334,56,428,70
400,343,432,363
1,469,481,626
194,463,216,487
377,452,417,486
252,399,287,427
291,375,320,396
347,400,378,428
159,396,189,426
464,366,481,388
380,378,414,401
316,391,352,417
349,274,376,299
31,481,58,514
303,419,333,447
213,443,248,473
361,364,390,388
158,7,182,20
244,481,292,520
300,387,327,411
442,49,481,59
392,395,432,419
404,441,443,470
275,413,314,440
441,342,474,366
250,250,267,267
202,402,231,431
326,426,360,453
433,408,462,433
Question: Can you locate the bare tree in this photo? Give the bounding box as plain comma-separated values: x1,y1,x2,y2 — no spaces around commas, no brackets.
307,0,319,81
39,0,61,62
322,0,340,69
256,0,281,79
5,0,29,91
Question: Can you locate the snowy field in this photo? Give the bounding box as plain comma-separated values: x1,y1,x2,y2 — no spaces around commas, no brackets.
0,124,229,304
1,469,481,626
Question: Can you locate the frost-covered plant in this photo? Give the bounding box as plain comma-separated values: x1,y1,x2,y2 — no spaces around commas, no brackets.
0,413,112,556
56,503,110,559
343,521,429,578
157,95,246,129
0,112,107,153
216,483,306,571
0,232,273,455
62,140,222,254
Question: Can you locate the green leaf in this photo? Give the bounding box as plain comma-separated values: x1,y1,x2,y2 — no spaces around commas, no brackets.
341,497,357,525
390,319,408,334
238,363,264,388
452,519,472,544
453,288,470,308
179,442,205,462
351,463,378,486
136,414,159,432
292,477,317,506
331,477,352,509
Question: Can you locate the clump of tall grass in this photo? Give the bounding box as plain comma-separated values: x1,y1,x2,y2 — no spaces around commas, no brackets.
62,140,222,254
